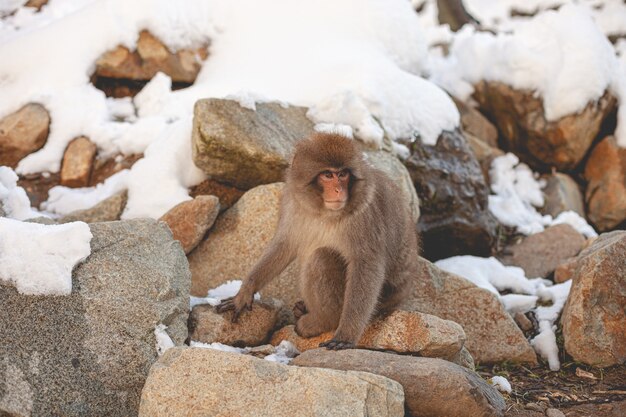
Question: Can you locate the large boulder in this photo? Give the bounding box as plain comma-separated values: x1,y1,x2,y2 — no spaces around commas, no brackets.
0,103,50,168
191,98,419,220
407,257,537,364
498,224,586,278
561,231,626,367
139,347,405,417
403,129,498,260
0,219,190,417
474,81,616,171
271,310,466,359
293,348,505,417
584,136,626,231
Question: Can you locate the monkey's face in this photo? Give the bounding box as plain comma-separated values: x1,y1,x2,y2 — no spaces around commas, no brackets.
317,168,350,210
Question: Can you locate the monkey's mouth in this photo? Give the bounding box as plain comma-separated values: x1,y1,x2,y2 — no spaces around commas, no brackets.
324,200,346,210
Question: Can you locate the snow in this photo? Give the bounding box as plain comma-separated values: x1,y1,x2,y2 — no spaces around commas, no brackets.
190,280,261,309
488,154,598,237
436,255,572,370
0,217,92,295
190,340,299,364
490,375,512,394
155,323,175,356
0,166,42,220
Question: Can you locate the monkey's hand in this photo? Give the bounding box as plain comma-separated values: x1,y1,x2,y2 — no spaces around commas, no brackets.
215,290,254,323
319,339,355,350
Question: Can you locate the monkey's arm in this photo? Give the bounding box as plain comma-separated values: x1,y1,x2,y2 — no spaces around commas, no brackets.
216,236,295,322
323,261,385,349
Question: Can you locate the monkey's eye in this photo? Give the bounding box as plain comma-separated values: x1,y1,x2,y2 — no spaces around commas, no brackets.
338,169,350,179
320,171,334,181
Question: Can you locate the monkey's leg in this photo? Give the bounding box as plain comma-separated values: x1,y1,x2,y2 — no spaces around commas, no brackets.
295,247,346,338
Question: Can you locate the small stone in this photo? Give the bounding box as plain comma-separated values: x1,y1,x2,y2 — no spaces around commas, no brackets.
0,103,50,168
189,298,281,347
553,257,578,283
159,195,220,254
58,191,127,224
524,402,545,412
541,172,585,218
271,310,466,358
60,137,97,188
546,408,566,417
455,98,499,148
514,312,534,332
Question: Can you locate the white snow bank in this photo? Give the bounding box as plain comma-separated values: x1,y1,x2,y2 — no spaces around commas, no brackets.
155,323,175,356
488,154,597,237
1,0,459,218
0,217,92,295
444,4,626,147
190,280,261,309
436,255,572,370
490,375,512,394
0,166,42,220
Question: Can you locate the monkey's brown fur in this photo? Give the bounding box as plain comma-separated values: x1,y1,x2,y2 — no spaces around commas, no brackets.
217,132,420,349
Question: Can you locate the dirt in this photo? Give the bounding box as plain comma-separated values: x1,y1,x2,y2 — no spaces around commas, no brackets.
478,362,626,417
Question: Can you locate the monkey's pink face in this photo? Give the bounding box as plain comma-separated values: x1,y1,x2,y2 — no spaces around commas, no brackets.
317,168,350,210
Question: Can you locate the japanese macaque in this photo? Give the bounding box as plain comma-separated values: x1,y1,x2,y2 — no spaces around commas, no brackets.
217,132,420,350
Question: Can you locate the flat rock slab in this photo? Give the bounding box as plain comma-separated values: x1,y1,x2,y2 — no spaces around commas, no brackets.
408,257,538,364
292,348,505,417
189,298,281,346
271,310,465,359
498,224,586,278
0,219,190,417
562,231,626,367
139,347,405,417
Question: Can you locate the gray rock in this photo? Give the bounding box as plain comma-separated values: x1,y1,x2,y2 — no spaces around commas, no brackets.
24,216,57,225
139,347,405,417
541,173,585,218
0,219,190,417
293,348,505,417
59,191,127,224
404,129,498,260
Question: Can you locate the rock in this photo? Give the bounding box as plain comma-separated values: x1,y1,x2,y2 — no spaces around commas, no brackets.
541,172,585,218
584,136,626,231
403,129,498,260
447,346,476,370
188,183,301,304
60,136,98,188
455,98,498,148
498,224,585,278
189,299,281,346
192,99,314,190
514,312,534,333
159,195,220,254
561,231,626,366
58,191,127,224
270,310,465,359
191,99,419,221
293,348,506,417
25,0,48,10
95,30,208,84
407,257,537,364
17,172,60,209
90,153,142,186
466,132,505,181
554,257,578,283
139,347,405,417
474,81,616,171
190,178,245,211
0,219,189,416
546,408,567,417
0,103,50,168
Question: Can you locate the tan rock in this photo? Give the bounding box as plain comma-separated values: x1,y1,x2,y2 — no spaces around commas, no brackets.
498,224,586,278
474,81,616,171
159,195,220,254
95,30,208,83
60,136,97,188
554,257,578,283
561,231,626,366
407,257,538,364
188,183,301,304
293,349,506,417
25,0,48,10
0,103,50,168
514,312,534,333
189,299,281,346
271,310,465,359
541,172,585,218
139,347,405,417
466,132,504,181
584,136,626,231
58,191,127,224
455,98,498,148
189,178,245,211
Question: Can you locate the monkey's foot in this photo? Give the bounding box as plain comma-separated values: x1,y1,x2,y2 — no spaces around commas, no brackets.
319,339,355,350
215,296,253,323
292,300,308,319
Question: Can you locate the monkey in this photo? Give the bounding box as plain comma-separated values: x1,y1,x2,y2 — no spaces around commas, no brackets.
216,132,420,350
